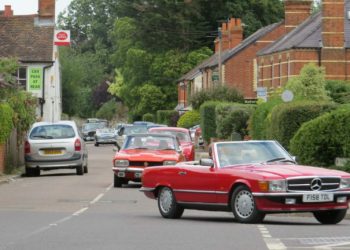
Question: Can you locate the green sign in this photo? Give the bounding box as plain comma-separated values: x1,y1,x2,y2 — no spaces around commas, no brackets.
28,67,43,91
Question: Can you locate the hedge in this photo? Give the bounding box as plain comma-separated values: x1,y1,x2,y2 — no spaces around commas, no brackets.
142,113,155,122
200,101,220,144
177,110,200,128
268,101,336,149
215,102,255,140
325,80,350,104
290,105,350,167
156,110,179,126
0,103,14,144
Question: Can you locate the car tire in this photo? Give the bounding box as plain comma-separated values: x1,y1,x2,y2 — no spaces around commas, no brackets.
313,209,347,224
114,175,123,187
95,142,99,147
76,165,84,175
25,167,40,177
231,185,265,223
157,187,184,219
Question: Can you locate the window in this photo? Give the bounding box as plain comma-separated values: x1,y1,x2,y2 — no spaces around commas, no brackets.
16,67,27,89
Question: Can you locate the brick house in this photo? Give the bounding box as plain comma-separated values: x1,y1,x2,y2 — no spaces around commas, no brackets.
257,0,350,88
177,0,314,108
0,0,62,122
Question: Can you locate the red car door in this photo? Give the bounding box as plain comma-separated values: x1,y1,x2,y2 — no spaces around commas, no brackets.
172,165,219,204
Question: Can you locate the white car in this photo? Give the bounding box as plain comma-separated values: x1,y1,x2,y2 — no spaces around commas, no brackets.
24,121,88,176
94,128,118,146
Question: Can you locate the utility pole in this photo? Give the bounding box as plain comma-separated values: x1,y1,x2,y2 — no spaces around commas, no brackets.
218,27,223,86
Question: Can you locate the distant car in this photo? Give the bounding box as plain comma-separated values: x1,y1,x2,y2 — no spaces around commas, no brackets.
189,125,203,147
141,140,350,224
112,133,185,187
82,122,106,141
149,127,195,161
24,121,88,176
116,124,148,148
94,127,118,147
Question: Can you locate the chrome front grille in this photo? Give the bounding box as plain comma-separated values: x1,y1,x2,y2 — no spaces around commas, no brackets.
287,177,340,192
129,161,162,167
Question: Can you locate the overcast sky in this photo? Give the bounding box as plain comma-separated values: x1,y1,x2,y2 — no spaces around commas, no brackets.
0,0,72,18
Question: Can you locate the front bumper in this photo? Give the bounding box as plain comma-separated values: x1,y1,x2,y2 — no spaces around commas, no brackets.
112,167,144,180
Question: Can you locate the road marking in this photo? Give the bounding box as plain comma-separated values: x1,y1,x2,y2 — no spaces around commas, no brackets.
258,225,287,250
73,207,88,216
90,193,104,204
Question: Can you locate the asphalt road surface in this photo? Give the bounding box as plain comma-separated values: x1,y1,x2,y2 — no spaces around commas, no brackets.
0,144,350,250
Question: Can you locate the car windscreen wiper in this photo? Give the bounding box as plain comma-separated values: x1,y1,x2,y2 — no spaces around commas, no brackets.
32,135,54,139
266,157,295,163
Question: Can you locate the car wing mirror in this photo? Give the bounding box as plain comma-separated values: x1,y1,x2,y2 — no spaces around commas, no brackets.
117,127,125,136
200,158,214,167
113,146,119,152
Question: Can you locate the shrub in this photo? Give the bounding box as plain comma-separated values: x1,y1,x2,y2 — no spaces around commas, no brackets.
96,99,117,121
249,97,282,139
177,110,200,128
200,101,220,144
190,85,244,110
0,103,14,144
142,113,154,122
268,101,336,149
325,80,350,104
215,103,255,140
290,105,350,167
156,110,178,126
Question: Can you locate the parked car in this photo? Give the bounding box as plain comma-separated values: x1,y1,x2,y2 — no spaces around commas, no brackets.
112,133,185,187
189,124,203,147
149,127,195,161
25,121,88,176
115,124,148,148
82,122,106,141
94,127,118,147
140,140,350,224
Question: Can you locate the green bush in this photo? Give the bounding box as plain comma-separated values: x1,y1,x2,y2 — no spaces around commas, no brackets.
96,99,117,120
268,101,336,149
177,110,200,128
156,110,178,126
0,103,14,144
290,105,350,167
249,97,282,139
142,113,154,122
325,80,350,104
190,85,244,110
215,103,255,139
200,101,220,144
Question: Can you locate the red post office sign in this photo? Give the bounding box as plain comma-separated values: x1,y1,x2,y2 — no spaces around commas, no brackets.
54,30,71,46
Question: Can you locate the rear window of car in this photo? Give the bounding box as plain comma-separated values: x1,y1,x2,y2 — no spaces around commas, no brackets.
30,125,76,139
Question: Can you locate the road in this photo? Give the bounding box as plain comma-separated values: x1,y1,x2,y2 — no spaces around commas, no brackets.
0,144,350,250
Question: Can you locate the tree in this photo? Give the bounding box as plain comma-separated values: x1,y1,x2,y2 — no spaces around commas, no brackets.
135,84,167,116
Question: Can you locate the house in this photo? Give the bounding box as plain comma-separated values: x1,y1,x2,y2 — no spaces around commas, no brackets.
257,0,350,89
0,0,62,122
177,0,314,108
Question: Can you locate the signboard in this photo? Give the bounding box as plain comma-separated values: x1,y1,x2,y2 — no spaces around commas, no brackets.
28,67,43,91
256,87,267,102
54,30,71,46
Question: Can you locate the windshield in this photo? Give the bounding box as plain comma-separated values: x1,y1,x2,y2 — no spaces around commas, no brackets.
216,141,294,168
30,124,75,139
151,130,191,142
83,123,105,131
123,125,148,135
123,135,178,151
97,128,115,134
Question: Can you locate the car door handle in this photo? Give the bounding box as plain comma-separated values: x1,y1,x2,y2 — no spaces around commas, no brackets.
178,171,187,176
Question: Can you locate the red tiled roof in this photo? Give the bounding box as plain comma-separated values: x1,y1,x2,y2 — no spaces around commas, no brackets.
0,15,54,62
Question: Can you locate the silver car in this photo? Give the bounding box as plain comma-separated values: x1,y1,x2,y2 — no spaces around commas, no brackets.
94,127,118,146
24,121,88,176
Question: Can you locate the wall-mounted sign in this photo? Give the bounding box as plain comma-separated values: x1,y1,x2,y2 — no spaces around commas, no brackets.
54,30,70,46
256,87,267,102
28,67,43,91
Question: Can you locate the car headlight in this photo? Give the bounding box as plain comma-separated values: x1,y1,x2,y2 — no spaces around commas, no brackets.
163,160,177,165
340,178,350,189
114,160,129,167
269,180,287,192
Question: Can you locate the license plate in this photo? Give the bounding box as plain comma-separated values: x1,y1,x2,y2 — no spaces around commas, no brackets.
117,172,125,177
135,172,142,178
302,193,334,203
44,149,62,155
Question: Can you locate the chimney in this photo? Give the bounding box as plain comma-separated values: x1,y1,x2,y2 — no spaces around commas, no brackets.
3,5,13,17
215,18,243,53
322,0,344,48
284,0,313,33
38,0,55,18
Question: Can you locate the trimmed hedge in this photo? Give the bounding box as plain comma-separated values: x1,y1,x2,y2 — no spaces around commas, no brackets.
0,103,14,144
177,110,200,128
325,80,350,104
200,101,220,144
215,102,255,140
290,105,350,167
268,101,336,149
142,113,154,122
156,110,178,126
249,98,282,139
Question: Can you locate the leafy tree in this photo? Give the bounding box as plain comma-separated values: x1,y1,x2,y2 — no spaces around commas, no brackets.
135,84,166,117
96,99,118,120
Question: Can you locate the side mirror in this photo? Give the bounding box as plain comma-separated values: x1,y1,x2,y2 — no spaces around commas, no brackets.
200,158,214,167
113,147,119,152
117,127,125,136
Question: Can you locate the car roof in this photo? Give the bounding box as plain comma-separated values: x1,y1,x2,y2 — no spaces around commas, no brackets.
126,133,177,139
149,127,189,132
32,120,77,127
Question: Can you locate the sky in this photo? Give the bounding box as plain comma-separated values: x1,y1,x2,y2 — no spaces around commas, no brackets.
0,0,72,18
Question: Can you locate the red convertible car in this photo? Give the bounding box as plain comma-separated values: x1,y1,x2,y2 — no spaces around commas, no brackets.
149,127,195,161
140,140,350,224
113,133,185,187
